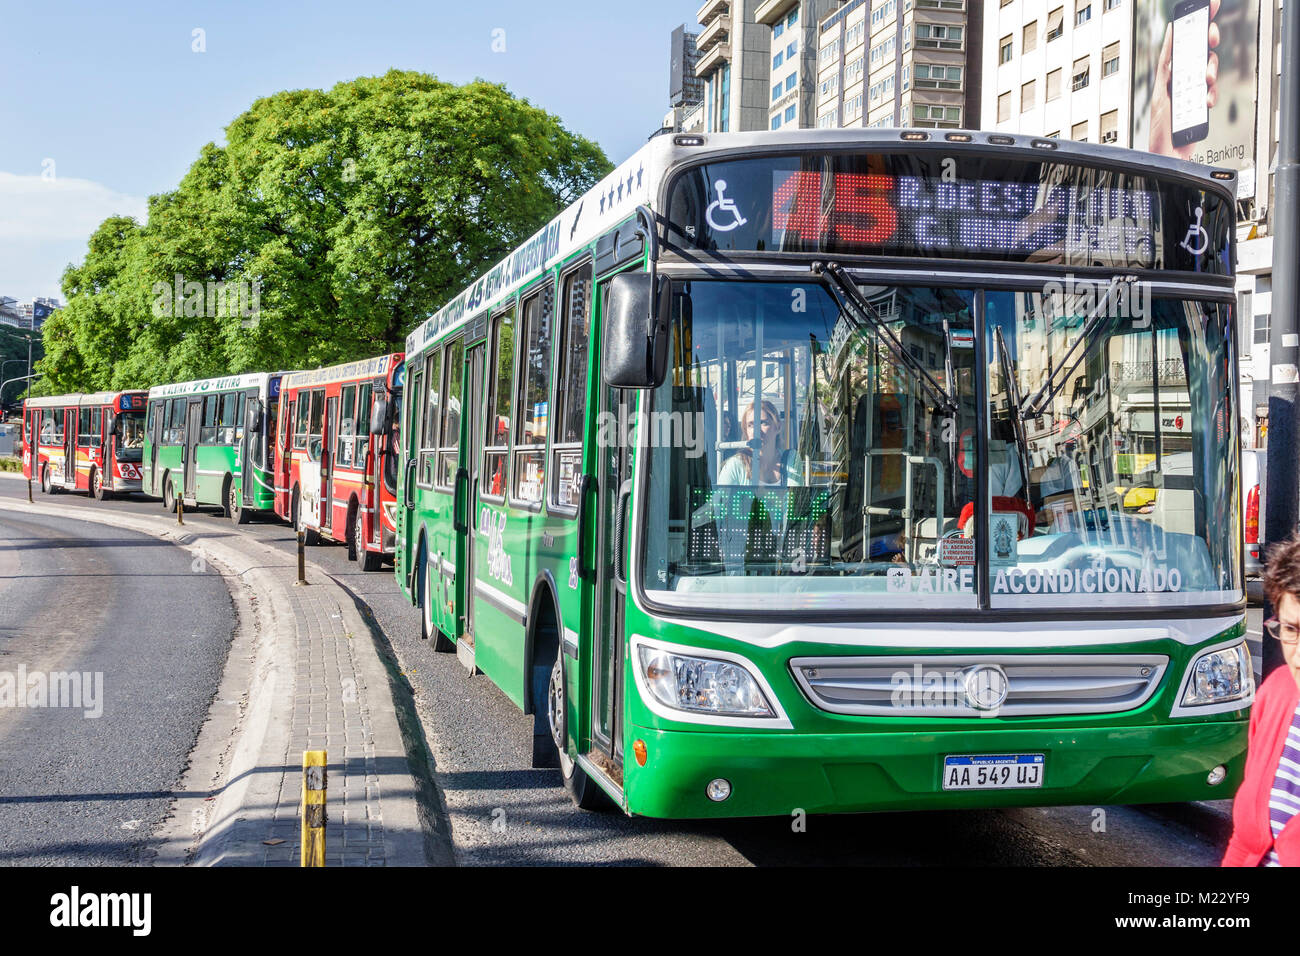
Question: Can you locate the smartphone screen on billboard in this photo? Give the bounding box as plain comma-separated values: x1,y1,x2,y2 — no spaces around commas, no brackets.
1171,0,1210,147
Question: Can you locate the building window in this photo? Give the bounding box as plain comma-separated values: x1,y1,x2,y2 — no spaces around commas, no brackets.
774,21,785,39
819,73,840,97
772,116,782,129
918,23,963,49
719,63,730,131
817,108,838,128
819,39,841,67
1072,120,1089,141
787,40,797,58
773,81,783,101
773,51,784,68
999,34,1013,63
1103,41,1120,76
1255,312,1272,345
786,73,797,92
869,37,897,66
1047,7,1064,40
1047,130,1061,138
997,91,1012,122
787,7,798,26
1072,56,1090,90
871,0,897,26
785,104,797,123
902,64,910,90
845,21,864,49
913,63,962,90
1021,79,1036,111
1075,0,1092,25
1023,20,1038,52
845,55,865,84
1100,109,1119,143
1105,0,1121,9
917,0,964,7
913,104,961,127
1046,67,1062,99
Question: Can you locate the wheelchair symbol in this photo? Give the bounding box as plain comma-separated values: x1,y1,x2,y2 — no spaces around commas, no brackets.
1180,205,1210,256
706,179,748,233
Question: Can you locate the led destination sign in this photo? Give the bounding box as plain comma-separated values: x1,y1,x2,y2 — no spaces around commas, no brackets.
664,152,1231,274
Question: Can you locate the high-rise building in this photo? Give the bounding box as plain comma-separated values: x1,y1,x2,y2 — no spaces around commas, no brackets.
816,0,982,131
981,0,1132,144
757,0,845,131
664,25,706,134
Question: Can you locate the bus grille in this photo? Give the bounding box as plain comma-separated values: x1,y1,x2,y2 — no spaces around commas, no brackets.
789,654,1168,717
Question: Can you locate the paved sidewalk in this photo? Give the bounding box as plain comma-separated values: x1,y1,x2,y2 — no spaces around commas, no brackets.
0,496,438,866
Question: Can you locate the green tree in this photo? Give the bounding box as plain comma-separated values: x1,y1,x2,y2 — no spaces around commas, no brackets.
36,71,611,393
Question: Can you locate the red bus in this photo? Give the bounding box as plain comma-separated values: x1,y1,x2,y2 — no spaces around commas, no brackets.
274,354,403,569
23,391,149,499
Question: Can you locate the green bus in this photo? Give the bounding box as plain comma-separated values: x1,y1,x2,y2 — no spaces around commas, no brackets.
396,130,1250,818
142,371,285,523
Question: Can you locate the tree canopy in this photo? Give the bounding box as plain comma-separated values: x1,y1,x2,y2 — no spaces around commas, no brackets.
35,71,611,394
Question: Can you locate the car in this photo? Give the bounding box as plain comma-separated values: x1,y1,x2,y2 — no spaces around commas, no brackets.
1243,448,1265,579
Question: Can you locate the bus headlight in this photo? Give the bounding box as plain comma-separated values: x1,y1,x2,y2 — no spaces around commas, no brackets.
1181,642,1252,707
637,647,774,717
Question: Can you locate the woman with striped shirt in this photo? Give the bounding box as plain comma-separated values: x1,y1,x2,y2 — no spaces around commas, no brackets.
1224,535,1300,866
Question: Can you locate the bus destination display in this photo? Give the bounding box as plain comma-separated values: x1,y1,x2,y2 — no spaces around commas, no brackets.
664,152,1231,274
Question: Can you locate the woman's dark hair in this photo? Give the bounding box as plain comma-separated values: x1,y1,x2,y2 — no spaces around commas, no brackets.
1263,535,1300,611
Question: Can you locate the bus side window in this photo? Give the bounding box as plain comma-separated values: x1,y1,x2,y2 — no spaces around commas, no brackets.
421,349,442,487
436,339,463,490
355,383,372,465
337,384,357,468
549,262,592,512
293,394,310,450
219,391,238,445
483,308,515,500
513,280,553,505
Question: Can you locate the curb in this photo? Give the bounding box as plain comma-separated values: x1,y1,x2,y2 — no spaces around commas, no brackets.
0,496,441,866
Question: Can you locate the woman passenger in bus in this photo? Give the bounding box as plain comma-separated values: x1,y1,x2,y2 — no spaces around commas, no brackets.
1224,534,1300,866
717,400,799,487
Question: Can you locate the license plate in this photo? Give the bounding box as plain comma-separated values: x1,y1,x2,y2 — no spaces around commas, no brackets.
942,753,1044,791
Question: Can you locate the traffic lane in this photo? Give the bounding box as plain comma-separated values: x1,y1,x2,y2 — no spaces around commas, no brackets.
0,507,233,865
0,484,1230,865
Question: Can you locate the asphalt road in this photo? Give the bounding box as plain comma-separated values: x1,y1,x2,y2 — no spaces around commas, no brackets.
0,477,1241,866
0,497,233,865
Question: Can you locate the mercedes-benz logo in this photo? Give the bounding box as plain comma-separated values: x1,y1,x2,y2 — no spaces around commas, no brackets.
963,665,1009,711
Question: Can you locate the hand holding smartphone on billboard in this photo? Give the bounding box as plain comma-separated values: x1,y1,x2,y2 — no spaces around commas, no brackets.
1148,0,1220,159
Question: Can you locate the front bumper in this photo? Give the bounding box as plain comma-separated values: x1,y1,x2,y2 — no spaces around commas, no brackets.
624,718,1247,818
111,478,143,493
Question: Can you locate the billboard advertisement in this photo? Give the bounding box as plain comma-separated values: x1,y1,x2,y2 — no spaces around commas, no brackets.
1131,0,1259,197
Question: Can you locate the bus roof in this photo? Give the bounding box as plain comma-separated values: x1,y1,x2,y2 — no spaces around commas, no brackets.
403,128,1237,363
25,390,146,409
282,353,402,391
147,371,277,400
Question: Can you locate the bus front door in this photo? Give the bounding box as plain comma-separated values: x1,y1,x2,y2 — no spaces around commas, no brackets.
149,402,163,495
184,400,201,500
591,383,631,773
240,388,258,507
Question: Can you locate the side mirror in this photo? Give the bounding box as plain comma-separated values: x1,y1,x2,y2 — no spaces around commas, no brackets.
370,397,389,436
602,272,672,389
245,399,262,435
107,413,119,437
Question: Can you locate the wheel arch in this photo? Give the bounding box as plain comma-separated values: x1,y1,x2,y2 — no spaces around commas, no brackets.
523,570,564,716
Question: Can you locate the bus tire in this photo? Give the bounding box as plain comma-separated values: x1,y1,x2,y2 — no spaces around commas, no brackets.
417,544,454,652
355,506,382,572
227,477,250,525
548,647,607,810
161,473,175,512
40,464,52,495
91,467,111,501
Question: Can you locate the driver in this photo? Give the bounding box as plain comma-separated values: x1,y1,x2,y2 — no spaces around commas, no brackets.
718,400,798,487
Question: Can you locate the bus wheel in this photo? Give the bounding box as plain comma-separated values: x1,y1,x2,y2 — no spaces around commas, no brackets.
548,648,607,810
227,478,250,525
356,507,381,572
40,465,52,495
91,467,111,501
418,546,454,652
162,475,175,512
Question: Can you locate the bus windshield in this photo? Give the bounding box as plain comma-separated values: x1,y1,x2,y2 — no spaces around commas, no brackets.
984,292,1239,607
642,280,979,610
117,410,146,461
640,280,1238,613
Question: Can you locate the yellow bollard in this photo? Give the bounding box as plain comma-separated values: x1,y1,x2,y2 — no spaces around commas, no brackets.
176,494,184,526
301,750,327,866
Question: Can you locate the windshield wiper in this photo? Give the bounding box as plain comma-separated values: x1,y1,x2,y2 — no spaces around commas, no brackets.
811,261,957,416
994,323,1034,497
1020,276,1127,419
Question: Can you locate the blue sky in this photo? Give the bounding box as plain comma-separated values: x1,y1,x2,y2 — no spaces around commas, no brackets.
0,0,703,301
